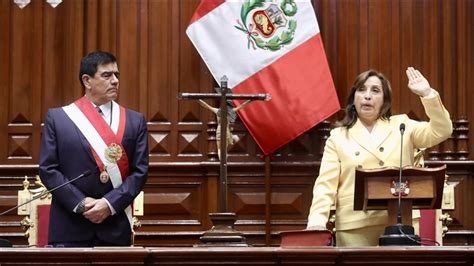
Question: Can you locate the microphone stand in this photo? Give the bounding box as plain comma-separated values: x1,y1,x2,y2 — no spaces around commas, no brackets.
0,170,92,247
379,124,420,246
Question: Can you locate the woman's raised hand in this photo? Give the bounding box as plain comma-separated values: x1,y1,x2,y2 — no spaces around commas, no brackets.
406,67,432,97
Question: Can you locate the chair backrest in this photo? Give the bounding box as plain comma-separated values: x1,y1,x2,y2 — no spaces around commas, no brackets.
132,191,144,245
18,176,145,247
414,148,451,246
419,209,441,245
17,176,51,247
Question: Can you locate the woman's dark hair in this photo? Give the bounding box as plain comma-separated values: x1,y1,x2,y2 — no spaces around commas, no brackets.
79,51,117,88
336,69,392,128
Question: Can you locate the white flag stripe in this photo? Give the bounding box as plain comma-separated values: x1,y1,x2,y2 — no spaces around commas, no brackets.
186,0,320,88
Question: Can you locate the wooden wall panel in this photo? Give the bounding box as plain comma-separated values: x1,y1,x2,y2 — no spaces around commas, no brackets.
0,0,473,246
176,1,215,162
117,0,140,110
464,0,474,161
0,0,470,161
0,0,10,163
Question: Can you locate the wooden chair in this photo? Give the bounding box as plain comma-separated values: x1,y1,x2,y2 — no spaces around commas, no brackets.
17,176,144,247
414,149,454,245
17,176,51,247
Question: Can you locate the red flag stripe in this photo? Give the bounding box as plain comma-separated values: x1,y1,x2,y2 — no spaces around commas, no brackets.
187,1,339,154
233,34,340,154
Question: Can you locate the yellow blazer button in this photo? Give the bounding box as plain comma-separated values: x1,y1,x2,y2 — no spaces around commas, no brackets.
379,161,384,166
357,165,363,169
379,147,384,152
355,151,360,156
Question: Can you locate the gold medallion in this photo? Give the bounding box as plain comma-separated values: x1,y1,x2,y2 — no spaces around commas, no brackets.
100,170,109,184
105,143,123,163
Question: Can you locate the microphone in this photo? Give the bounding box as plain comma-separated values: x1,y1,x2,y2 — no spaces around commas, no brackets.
399,123,406,134
379,123,420,245
0,170,91,247
0,170,92,217
397,123,405,224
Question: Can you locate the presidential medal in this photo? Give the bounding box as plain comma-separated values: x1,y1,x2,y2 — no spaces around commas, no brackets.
105,143,123,163
100,170,109,184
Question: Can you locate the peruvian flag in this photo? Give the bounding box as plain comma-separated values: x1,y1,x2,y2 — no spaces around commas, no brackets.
186,0,340,155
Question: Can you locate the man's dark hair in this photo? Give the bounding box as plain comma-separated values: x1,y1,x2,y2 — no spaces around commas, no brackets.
79,51,117,88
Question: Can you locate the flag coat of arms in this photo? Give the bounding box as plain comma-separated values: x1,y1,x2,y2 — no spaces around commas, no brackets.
186,0,340,155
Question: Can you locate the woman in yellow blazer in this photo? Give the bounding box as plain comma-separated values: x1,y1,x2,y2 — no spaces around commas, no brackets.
306,67,452,246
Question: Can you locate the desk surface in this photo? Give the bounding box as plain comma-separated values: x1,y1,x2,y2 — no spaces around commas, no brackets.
0,246,473,265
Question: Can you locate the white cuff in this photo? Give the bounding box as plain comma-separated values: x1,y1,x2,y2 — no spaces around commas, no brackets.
102,198,116,215
73,200,82,213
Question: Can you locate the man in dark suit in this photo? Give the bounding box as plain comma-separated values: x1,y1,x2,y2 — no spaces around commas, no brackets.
39,51,149,247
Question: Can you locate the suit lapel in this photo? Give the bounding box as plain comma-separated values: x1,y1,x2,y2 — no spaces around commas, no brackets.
349,119,392,161
62,109,97,165
371,119,392,149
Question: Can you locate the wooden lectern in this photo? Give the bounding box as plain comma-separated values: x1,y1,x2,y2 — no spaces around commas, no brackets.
354,165,446,245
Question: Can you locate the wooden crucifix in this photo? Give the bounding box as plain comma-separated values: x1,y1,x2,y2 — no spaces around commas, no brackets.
178,76,269,246
178,76,270,213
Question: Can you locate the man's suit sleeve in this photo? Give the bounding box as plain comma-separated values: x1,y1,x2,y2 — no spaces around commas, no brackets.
103,113,149,212
39,109,87,211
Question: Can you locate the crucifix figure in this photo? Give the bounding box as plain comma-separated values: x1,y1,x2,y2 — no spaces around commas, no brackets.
178,75,270,212
179,76,269,246
178,76,271,168
198,98,253,160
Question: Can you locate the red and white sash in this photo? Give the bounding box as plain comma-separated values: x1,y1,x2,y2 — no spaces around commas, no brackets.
63,96,133,227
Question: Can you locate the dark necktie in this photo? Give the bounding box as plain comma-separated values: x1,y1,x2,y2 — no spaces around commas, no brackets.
96,105,112,126
96,106,103,115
